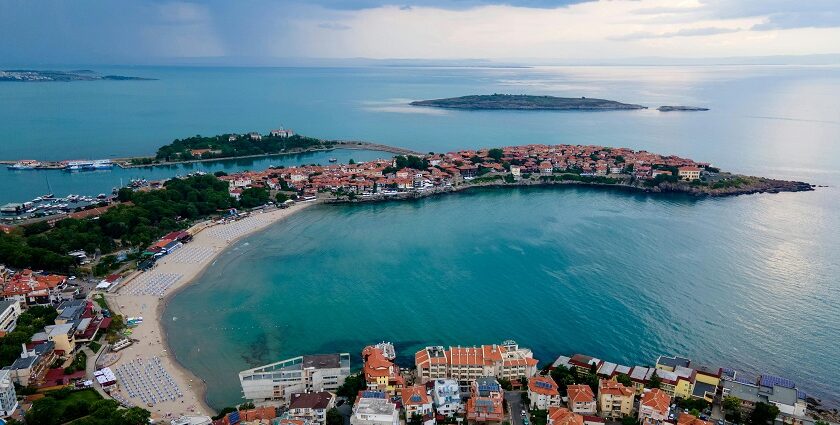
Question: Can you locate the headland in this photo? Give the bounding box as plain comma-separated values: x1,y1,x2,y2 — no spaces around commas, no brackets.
410,94,647,110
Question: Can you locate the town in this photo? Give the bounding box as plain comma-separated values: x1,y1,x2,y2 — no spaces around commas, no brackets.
0,142,825,424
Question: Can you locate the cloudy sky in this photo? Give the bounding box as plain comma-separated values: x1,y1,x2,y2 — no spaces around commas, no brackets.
1,0,839,64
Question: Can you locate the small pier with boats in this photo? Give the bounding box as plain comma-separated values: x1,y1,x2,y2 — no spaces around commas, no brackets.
3,159,114,171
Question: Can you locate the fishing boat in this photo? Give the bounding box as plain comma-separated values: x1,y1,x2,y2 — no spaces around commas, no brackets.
328,157,338,162
7,160,41,170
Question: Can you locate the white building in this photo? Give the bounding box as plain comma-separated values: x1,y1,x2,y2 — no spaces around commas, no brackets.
528,376,562,410
0,369,19,417
288,391,336,425
239,353,350,403
432,379,462,416
0,300,22,335
351,396,399,425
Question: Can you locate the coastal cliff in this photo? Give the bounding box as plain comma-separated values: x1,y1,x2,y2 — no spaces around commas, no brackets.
410,94,646,110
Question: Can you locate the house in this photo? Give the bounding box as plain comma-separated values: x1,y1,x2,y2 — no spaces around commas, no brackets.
228,135,238,142
351,395,400,425
288,391,335,425
539,161,553,175
466,377,505,424
0,299,22,336
569,354,601,378
271,128,295,138
597,379,634,420
220,406,276,424
238,353,350,403
567,385,597,415
722,377,806,418
5,341,56,386
0,369,18,417
431,378,462,417
691,365,722,402
678,166,702,181
510,165,521,177
548,407,584,425
362,345,404,395
528,376,562,410
638,389,671,424
401,385,434,425
655,356,690,372
249,132,263,141
629,366,655,394
677,413,713,425
41,323,77,354
654,367,694,399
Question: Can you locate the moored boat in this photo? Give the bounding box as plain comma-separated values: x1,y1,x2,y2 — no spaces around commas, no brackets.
7,160,41,170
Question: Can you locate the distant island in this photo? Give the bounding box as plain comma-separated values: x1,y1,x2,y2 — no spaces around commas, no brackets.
0,69,155,82
657,106,710,112
410,94,646,110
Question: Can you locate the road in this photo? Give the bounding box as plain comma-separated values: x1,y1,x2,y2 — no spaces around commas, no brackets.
506,390,526,425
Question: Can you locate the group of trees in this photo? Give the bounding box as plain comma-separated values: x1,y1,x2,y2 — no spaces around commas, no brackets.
155,133,330,162
24,388,150,425
549,365,602,395
0,306,57,365
0,174,245,274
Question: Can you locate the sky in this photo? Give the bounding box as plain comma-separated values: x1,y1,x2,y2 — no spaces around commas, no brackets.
1,0,839,65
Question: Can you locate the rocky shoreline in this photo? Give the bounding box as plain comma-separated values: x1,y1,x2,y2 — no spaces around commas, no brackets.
324,173,814,205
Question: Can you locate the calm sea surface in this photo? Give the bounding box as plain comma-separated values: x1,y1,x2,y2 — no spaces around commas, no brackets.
2,65,838,408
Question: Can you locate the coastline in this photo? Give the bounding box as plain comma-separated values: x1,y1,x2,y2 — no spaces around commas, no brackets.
103,201,317,420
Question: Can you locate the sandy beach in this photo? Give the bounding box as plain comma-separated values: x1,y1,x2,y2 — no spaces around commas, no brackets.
101,201,316,421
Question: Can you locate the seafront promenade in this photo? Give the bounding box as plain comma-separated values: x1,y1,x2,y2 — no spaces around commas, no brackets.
101,201,315,421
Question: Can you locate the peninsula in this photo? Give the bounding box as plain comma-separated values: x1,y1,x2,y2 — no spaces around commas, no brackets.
0,69,154,82
0,141,821,422
657,105,710,112
410,94,647,110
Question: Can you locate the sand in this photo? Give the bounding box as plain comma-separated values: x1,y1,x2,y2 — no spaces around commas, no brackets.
102,202,316,420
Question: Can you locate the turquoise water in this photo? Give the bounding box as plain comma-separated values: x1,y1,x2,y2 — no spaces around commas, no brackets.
3,65,839,409
166,186,838,409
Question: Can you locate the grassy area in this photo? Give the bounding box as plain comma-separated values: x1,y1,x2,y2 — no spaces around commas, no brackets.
93,294,109,310
88,341,102,353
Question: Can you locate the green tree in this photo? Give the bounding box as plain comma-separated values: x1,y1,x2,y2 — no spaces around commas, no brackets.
327,408,344,425
26,397,62,425
723,396,741,413
622,415,638,425
487,148,504,161
550,365,576,396
616,374,633,387
239,187,270,208
647,373,662,389
749,402,779,425
336,373,366,403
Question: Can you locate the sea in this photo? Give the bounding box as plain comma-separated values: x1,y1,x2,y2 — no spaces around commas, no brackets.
1,64,838,409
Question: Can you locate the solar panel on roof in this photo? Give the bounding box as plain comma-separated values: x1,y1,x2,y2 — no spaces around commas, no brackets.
760,375,795,389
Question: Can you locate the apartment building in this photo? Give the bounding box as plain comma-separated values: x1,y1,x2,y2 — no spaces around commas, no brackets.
416,340,538,391
239,353,350,403
567,385,597,415
466,377,505,424
528,376,562,410
597,379,634,420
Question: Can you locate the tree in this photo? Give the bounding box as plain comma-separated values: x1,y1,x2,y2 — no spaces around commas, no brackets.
349,158,356,164
275,192,290,203
239,401,255,410
488,148,504,161
336,373,366,403
723,396,741,413
498,377,513,391
239,187,270,208
26,397,62,425
622,415,638,425
616,374,633,387
327,408,344,425
213,407,237,420
647,373,662,389
749,402,779,425
550,365,576,396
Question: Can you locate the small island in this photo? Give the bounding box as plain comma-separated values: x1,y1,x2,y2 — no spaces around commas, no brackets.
657,106,710,112
410,94,646,110
0,69,155,82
